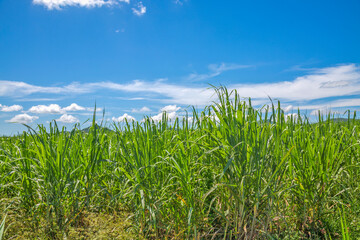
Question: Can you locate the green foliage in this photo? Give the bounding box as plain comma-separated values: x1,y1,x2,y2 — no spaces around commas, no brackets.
0,215,5,240
0,87,359,239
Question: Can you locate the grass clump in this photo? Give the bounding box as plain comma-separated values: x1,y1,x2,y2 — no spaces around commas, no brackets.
0,87,359,239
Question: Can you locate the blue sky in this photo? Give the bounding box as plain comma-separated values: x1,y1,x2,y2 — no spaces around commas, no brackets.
1,0,360,135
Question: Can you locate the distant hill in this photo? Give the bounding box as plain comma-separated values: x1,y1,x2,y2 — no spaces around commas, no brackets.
81,124,113,133
317,118,360,124
331,118,350,123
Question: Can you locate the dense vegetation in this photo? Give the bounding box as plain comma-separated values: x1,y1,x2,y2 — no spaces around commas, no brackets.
1,87,359,239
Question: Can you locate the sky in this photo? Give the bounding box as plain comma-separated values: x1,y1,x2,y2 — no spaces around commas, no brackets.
0,0,360,135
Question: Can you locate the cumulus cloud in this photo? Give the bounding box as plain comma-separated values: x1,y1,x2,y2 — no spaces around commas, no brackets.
29,104,64,114
131,106,151,113
150,111,178,122
149,104,182,122
112,113,135,122
1,105,23,112
161,105,181,112
63,103,86,111
56,114,80,123
285,113,299,120
27,103,88,114
283,105,293,113
6,114,39,124
132,1,146,16
86,107,103,113
32,0,130,10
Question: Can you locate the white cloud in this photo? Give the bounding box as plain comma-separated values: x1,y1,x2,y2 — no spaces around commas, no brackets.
2,64,360,109
317,98,360,109
0,79,212,106
88,80,215,105
149,105,181,122
86,107,103,112
117,97,145,100
165,111,178,120
150,111,178,122
231,64,360,102
15,97,63,102
29,104,64,114
160,105,181,112
115,28,125,33
209,63,251,73
6,114,39,124
187,63,252,82
63,103,85,111
32,0,131,10
185,116,193,122
112,113,135,122
149,113,163,122
0,80,94,98
174,0,187,5
291,98,360,112
310,108,340,116
132,1,146,16
56,114,80,123
131,106,151,113
0,80,64,97
1,105,23,112
22,103,90,115
285,113,299,120
283,105,293,113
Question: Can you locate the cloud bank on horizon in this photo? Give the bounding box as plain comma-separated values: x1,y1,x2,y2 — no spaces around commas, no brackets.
1,63,359,104
1,63,360,126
